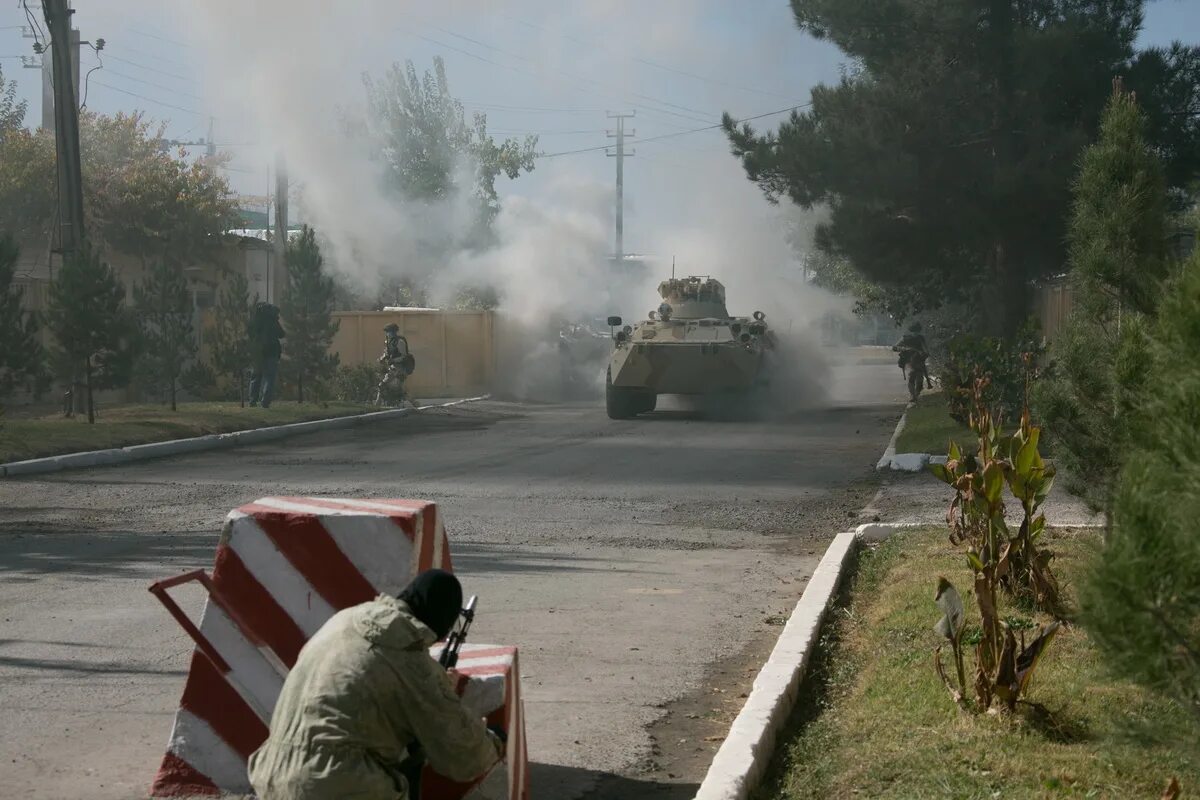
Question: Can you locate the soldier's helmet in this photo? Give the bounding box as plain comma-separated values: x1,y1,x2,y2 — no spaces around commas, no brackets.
384,323,400,334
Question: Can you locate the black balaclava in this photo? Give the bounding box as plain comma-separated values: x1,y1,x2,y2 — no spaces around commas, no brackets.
398,569,463,640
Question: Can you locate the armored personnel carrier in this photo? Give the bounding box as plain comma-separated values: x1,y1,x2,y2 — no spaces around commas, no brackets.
605,276,775,419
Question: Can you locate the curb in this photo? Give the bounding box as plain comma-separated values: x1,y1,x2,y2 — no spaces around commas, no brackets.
874,403,949,472
874,401,911,470
0,395,489,479
693,530,859,800
693,522,915,800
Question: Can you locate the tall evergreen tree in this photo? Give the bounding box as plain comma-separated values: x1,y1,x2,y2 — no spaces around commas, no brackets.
44,244,133,423
1082,245,1200,720
281,227,339,403
0,235,45,405
724,0,1200,334
207,269,252,405
134,261,196,411
1034,84,1167,513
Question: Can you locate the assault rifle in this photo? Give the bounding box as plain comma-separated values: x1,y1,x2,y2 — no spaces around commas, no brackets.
438,594,477,669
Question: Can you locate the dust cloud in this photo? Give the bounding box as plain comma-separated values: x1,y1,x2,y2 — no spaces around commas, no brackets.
178,1,852,410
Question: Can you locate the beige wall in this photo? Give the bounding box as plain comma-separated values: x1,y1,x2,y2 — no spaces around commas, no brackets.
1034,280,1074,341
331,310,495,397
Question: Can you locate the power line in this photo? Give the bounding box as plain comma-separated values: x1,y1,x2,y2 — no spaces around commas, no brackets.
91,80,203,116
103,51,189,81
127,26,191,49
497,12,804,105
103,65,203,100
536,103,810,158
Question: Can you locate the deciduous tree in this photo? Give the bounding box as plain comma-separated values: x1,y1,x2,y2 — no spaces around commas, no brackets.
0,235,45,405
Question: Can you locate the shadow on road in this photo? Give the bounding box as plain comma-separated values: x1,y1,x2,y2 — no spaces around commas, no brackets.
530,762,697,800
452,543,646,577
0,529,215,579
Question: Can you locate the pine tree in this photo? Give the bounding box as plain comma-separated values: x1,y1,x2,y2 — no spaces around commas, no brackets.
207,269,252,405
1082,245,1200,720
0,235,46,406
134,261,196,411
1034,83,1167,514
280,226,339,403
44,243,133,423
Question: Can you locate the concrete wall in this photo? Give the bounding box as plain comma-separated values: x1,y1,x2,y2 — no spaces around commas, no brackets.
330,310,495,398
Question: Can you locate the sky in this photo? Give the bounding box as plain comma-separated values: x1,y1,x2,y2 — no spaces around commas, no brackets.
1,1,1196,285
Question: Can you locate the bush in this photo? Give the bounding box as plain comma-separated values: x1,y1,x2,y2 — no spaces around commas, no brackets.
330,363,378,404
180,360,218,401
938,321,1044,425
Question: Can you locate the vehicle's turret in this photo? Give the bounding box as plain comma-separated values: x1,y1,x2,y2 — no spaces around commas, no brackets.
656,276,729,320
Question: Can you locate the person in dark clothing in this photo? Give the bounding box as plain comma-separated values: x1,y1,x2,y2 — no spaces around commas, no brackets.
893,322,933,389
249,303,285,408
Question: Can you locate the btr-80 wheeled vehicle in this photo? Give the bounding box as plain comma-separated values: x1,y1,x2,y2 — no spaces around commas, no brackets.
605,276,775,419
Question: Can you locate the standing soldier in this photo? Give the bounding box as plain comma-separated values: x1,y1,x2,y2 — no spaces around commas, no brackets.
375,322,415,406
249,302,285,408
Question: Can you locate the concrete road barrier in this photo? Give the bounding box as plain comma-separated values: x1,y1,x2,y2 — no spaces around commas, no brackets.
0,396,488,479
148,496,528,800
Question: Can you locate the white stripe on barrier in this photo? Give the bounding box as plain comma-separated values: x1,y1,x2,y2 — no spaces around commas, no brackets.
311,497,429,514
251,496,375,517
226,514,338,637
321,513,416,597
166,709,252,793
199,602,286,720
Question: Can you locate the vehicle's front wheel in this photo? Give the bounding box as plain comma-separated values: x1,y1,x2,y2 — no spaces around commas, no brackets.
605,369,639,419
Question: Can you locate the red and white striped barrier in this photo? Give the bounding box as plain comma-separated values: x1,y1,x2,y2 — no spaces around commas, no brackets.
148,496,527,799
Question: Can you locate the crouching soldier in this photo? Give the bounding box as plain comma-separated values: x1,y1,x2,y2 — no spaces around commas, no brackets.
375,323,416,406
247,570,502,799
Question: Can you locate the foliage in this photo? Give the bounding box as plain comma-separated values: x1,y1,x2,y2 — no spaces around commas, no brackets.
180,360,217,400
207,269,252,404
133,262,196,411
724,1,1200,335
930,374,1062,711
44,243,135,423
330,363,379,404
280,226,340,403
1034,84,1166,513
1082,248,1200,720
938,322,1045,425
0,109,237,262
0,64,26,137
0,235,46,404
453,283,499,311
361,56,537,248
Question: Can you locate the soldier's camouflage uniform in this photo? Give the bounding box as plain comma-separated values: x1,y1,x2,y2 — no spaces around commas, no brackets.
248,594,501,799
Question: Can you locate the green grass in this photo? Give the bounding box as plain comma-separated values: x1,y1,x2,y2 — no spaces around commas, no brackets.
755,527,1200,800
0,401,374,463
895,390,974,455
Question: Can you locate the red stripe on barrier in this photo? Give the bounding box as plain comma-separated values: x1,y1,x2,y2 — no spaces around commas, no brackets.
418,509,436,572
211,545,308,667
179,652,269,759
455,646,517,662
246,509,378,609
150,751,220,797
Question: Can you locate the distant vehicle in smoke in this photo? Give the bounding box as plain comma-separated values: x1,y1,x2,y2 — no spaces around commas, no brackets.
604,276,777,419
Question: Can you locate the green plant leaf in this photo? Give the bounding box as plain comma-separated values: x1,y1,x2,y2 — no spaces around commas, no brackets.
929,462,952,483
1015,621,1061,698
1016,436,1037,475
965,551,984,573
948,440,962,462
984,462,1005,504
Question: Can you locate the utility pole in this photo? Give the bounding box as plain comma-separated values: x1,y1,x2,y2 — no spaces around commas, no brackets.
606,111,635,263
42,0,85,255
273,152,288,304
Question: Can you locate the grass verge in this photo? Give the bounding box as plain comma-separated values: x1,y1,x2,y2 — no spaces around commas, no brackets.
895,390,973,455
753,526,1200,799
0,401,375,463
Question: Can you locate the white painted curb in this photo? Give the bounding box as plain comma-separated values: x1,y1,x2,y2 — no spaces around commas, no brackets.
693,531,859,800
0,395,489,479
875,402,911,470
693,522,924,800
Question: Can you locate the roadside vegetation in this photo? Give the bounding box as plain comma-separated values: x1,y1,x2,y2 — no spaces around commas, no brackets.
0,401,372,463
893,390,969,455
754,527,1200,800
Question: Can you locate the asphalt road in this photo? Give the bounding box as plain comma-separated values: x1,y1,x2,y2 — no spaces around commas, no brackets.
0,348,904,799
